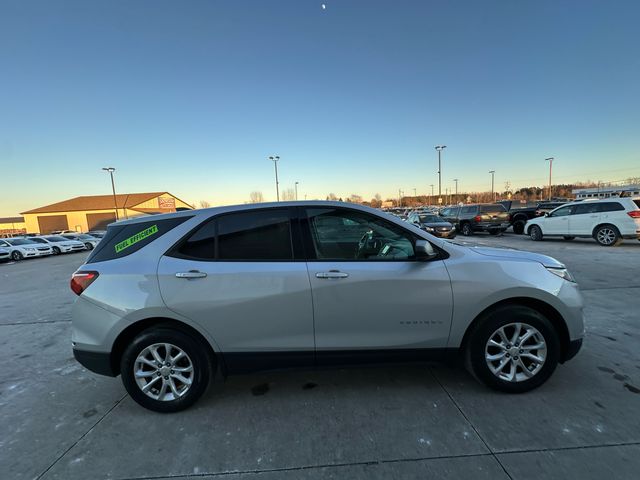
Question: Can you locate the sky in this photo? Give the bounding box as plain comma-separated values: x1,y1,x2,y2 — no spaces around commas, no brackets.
1,0,639,215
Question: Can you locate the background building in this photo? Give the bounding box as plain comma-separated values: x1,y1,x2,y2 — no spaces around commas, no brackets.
572,184,640,199
0,217,26,237
21,192,193,234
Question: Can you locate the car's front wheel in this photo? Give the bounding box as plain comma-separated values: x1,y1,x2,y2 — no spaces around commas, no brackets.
120,327,212,412
11,251,23,261
529,225,543,241
512,220,526,235
52,246,61,255
465,305,560,393
461,223,473,236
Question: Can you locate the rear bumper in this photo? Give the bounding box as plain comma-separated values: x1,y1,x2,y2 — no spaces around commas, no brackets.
473,222,509,232
73,348,116,376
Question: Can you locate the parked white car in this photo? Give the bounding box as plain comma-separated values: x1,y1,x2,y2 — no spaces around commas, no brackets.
30,235,86,254
62,233,100,250
0,237,53,260
526,197,640,246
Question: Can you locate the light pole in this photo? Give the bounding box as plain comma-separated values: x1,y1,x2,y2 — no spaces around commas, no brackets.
435,145,446,201
545,157,554,201
489,170,496,202
429,184,434,206
453,178,459,203
295,181,299,201
268,156,280,201
102,167,119,220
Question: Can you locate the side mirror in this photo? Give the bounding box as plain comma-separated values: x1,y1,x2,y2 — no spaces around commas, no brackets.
545,212,550,217
415,239,438,260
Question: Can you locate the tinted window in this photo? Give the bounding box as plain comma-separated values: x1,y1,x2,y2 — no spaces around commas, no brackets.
598,202,624,212
30,238,47,244
419,215,445,223
86,216,193,264
44,236,66,242
176,209,293,261
218,210,292,260
480,205,507,213
461,206,475,214
573,203,599,214
307,208,414,260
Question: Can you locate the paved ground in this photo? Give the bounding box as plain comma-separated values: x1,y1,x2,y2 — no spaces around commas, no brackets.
1,235,639,480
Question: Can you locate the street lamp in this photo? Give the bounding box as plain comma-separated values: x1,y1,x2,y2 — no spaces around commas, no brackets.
268,156,280,201
435,145,446,201
102,167,119,220
545,157,554,201
489,170,496,202
295,181,299,201
429,184,434,206
453,178,459,203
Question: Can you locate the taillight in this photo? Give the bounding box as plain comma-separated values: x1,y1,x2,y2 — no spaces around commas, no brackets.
627,211,640,218
70,271,99,296
473,215,482,222
535,210,543,216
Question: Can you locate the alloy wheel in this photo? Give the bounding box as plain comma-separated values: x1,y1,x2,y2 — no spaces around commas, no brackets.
134,343,194,401
596,227,616,246
485,322,547,382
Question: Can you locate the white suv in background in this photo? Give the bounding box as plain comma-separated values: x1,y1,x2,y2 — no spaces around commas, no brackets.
526,197,640,246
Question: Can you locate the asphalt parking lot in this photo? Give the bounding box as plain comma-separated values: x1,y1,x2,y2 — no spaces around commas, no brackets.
1,235,640,480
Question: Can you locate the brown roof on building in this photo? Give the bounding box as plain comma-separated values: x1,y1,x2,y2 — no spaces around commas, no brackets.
0,217,24,224
21,192,169,214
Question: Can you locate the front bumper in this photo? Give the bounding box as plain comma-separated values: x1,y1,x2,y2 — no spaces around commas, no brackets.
73,348,116,376
562,338,583,363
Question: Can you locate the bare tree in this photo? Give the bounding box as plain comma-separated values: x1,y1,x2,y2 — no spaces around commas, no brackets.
249,191,264,203
326,193,338,201
199,200,211,209
347,194,363,204
281,188,296,201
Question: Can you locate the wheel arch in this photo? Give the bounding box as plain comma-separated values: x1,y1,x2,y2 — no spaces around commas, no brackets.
591,222,620,239
110,317,220,376
459,297,571,363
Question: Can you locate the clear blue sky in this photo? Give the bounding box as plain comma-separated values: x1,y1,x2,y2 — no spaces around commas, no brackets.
1,0,639,215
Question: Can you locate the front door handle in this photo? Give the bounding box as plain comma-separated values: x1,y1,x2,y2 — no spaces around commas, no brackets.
316,271,349,279
175,271,207,279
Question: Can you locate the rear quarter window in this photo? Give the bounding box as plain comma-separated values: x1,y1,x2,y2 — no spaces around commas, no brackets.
86,216,193,264
480,205,507,213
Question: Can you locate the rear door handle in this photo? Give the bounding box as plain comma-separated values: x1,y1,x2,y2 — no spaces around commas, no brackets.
316,271,349,279
175,271,207,279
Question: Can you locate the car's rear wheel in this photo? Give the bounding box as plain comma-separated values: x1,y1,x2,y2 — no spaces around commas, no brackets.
120,328,212,412
529,225,543,241
563,236,575,241
85,243,93,250
52,246,61,255
594,224,622,247
11,251,23,261
465,305,560,393
461,223,473,236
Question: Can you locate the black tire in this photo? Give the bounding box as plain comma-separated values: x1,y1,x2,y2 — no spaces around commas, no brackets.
52,246,61,255
529,225,543,241
11,250,23,261
563,236,575,241
461,223,473,236
465,305,560,393
512,220,526,235
120,327,212,413
594,224,622,247
85,243,93,250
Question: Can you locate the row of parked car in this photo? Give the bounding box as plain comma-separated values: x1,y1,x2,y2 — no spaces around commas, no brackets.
0,230,105,262
396,196,640,247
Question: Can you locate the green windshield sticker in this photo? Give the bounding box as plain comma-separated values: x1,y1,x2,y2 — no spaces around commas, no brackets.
114,225,159,253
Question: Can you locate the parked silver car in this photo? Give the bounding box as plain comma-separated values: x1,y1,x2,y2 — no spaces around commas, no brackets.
71,202,584,412
31,235,86,254
0,237,53,260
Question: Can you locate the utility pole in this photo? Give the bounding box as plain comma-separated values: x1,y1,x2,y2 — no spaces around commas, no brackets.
435,145,446,203
101,167,119,220
268,156,280,201
453,178,459,203
545,157,554,201
489,170,496,202
295,181,299,201
429,184,434,206
398,189,403,207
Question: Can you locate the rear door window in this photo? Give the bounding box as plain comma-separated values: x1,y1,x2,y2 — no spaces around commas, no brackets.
480,205,506,214
597,202,624,212
174,208,293,261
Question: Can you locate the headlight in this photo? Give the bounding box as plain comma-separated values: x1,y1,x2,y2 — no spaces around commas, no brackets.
425,226,435,232
545,267,576,283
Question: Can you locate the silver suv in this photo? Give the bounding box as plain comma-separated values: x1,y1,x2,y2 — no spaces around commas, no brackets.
71,202,584,412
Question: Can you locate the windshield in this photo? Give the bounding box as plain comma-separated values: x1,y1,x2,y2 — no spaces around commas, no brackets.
6,238,35,246
44,236,67,242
